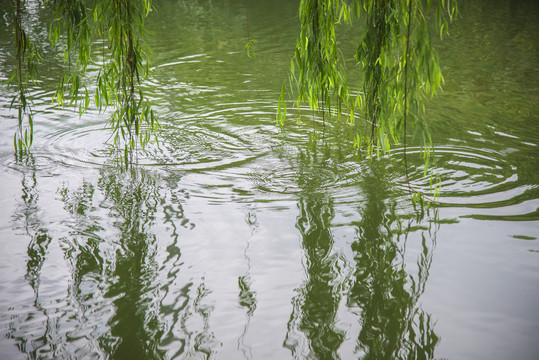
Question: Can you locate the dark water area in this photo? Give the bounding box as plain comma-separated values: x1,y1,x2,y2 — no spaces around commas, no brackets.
0,0,538,359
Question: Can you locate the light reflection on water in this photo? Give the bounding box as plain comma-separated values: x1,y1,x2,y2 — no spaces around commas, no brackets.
1,0,538,359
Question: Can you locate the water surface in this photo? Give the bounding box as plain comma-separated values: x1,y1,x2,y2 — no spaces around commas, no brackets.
0,1,538,359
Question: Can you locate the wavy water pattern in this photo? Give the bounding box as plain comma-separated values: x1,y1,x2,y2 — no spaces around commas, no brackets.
1,1,538,360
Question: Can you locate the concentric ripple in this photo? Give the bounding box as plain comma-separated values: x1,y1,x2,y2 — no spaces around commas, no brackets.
389,145,539,221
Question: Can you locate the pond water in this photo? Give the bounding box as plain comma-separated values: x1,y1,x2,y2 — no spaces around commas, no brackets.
0,0,538,359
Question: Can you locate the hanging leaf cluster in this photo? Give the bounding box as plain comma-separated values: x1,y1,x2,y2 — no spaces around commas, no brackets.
280,0,457,161
279,0,349,126
5,0,41,154
5,0,158,166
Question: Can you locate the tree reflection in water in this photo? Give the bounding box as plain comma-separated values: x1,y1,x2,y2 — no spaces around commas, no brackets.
285,144,347,359
285,191,346,359
5,151,438,359
17,155,52,293
237,210,258,360
58,166,166,359
285,142,439,359
350,165,439,360
97,168,165,359
7,154,54,358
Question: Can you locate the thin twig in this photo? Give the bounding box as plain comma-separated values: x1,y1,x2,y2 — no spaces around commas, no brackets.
403,0,413,193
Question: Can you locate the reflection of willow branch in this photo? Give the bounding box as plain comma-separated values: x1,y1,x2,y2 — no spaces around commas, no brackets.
161,176,193,275
59,178,107,358
172,279,218,359
96,167,165,360
14,155,50,291
7,154,55,358
156,179,219,359
193,281,218,358
59,166,165,359
237,210,258,360
158,176,203,359
349,166,439,360
285,188,345,359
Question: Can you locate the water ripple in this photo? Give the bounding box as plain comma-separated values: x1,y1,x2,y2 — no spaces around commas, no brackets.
389,145,539,221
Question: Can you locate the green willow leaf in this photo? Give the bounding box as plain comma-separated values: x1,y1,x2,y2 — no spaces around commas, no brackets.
280,0,457,193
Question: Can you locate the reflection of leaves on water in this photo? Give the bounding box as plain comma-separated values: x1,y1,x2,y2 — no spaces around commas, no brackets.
237,274,256,360
25,230,52,290
284,142,350,359
158,176,223,359
5,154,57,358
98,168,161,228
285,192,346,360
56,167,168,360
284,145,440,359
59,180,96,216
193,281,218,357
58,180,107,297
240,210,258,315
238,276,256,316
161,175,193,273
349,167,439,360
160,278,220,359
237,209,258,360
98,168,165,360
11,155,42,239
163,279,219,359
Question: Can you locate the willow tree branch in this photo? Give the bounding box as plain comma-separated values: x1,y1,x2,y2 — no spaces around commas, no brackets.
403,0,413,190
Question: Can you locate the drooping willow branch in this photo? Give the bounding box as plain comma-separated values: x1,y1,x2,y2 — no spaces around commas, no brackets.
280,0,458,167
7,0,40,155
278,0,349,127
403,0,413,186
90,0,158,167
6,0,158,166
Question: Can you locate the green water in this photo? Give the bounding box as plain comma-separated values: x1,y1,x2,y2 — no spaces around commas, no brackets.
0,1,538,359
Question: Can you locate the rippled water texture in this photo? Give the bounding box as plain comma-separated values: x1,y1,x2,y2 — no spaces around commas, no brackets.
0,0,538,359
